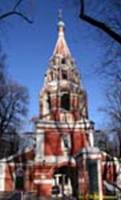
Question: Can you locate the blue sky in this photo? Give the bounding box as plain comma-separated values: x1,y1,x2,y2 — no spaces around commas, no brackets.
2,1,106,131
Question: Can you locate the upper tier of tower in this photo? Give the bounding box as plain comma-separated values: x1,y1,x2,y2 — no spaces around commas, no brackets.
39,16,88,121
44,18,81,89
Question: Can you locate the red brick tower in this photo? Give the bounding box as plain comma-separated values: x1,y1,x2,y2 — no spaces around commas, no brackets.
34,16,94,198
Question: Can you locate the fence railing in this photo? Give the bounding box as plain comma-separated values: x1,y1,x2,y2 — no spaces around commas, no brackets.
79,194,118,199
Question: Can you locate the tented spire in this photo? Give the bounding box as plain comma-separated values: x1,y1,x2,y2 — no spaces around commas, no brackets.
53,11,71,57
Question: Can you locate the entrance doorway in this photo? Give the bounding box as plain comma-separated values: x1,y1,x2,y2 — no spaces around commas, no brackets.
52,166,78,198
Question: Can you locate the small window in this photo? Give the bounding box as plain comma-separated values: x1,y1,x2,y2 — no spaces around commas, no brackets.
47,93,51,110
52,59,56,65
59,176,63,184
65,175,68,184
15,168,24,190
61,58,66,64
63,136,69,148
63,134,71,149
61,93,70,110
51,72,53,80
62,70,67,80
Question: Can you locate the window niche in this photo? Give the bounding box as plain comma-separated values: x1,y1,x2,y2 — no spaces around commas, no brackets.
61,58,66,64
63,134,71,149
15,168,24,190
86,159,99,194
47,93,51,111
61,93,70,111
62,70,68,80
62,134,71,156
51,72,53,80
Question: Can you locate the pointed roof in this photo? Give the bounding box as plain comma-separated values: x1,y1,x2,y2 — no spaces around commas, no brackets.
53,16,71,57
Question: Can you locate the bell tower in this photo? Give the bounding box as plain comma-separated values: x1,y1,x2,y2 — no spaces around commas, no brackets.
34,15,94,198
40,15,88,122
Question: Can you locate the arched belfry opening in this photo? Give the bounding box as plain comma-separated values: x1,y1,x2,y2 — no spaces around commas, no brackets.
61,58,66,64
62,70,68,80
61,93,70,111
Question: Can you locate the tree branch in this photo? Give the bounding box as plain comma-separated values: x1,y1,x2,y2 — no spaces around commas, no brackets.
79,0,121,44
0,0,33,24
13,0,23,11
0,11,33,23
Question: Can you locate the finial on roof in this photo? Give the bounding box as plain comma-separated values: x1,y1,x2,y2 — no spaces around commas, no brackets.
58,9,64,27
57,9,65,37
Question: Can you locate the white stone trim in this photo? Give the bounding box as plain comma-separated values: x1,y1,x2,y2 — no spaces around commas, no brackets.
42,155,75,165
34,179,52,184
35,130,44,161
0,163,5,191
36,125,89,130
36,129,45,134
89,129,94,147
86,154,101,160
82,153,101,160
36,119,92,130
36,119,91,128
97,159,103,200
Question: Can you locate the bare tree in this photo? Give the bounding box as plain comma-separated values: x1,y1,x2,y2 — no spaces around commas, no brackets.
77,1,121,78
105,79,121,130
78,0,121,138
0,51,29,138
0,81,28,136
103,75,121,156
0,0,32,137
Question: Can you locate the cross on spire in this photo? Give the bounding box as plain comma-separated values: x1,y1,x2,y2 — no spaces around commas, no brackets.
58,9,62,22
57,9,65,35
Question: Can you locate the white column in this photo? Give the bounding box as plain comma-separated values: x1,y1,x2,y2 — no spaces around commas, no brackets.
89,129,94,147
43,93,49,116
97,159,103,200
0,163,5,191
35,129,44,161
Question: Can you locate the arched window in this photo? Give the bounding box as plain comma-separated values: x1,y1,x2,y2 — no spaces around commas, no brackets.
61,58,66,64
51,72,53,80
61,93,70,111
47,93,51,110
62,70,67,80
63,134,71,150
